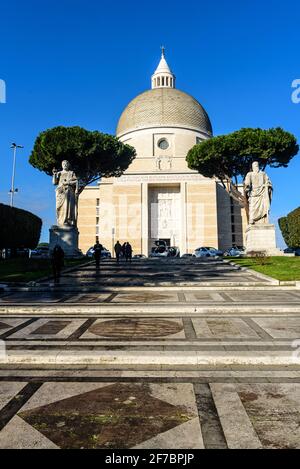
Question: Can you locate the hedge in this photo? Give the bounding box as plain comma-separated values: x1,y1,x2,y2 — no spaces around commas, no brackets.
278,207,300,248
0,204,42,249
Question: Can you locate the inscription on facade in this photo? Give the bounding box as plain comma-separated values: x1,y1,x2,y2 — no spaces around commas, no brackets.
115,173,206,185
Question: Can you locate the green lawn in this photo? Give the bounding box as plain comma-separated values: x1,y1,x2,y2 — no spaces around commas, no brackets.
0,257,90,283
230,256,300,281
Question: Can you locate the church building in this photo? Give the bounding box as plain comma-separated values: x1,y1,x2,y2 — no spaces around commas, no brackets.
78,50,246,255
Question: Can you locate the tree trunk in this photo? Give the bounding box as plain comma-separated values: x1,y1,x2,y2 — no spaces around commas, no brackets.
223,176,249,223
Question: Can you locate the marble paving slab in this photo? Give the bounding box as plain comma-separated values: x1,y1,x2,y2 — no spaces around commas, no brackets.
0,382,202,449
227,291,300,303
252,317,300,339
211,383,300,449
111,292,179,303
0,382,27,411
8,319,87,340
0,319,30,335
192,318,260,339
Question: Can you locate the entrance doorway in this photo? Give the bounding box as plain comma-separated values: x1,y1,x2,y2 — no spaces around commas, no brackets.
148,185,181,254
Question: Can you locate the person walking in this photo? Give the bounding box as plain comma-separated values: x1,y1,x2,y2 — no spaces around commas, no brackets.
124,242,133,263
94,239,103,269
51,244,65,283
114,241,122,263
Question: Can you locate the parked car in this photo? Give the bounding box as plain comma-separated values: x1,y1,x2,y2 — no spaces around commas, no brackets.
284,247,300,256
168,247,180,258
193,247,223,258
284,247,295,254
223,247,245,258
86,247,111,258
149,246,169,258
30,246,50,258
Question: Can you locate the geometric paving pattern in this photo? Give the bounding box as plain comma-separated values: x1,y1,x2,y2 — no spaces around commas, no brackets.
18,383,194,449
1,259,300,448
88,319,184,338
0,381,300,448
1,288,300,304
1,316,300,343
0,383,201,449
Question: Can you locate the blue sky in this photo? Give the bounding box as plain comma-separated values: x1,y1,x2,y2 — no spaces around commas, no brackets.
0,0,299,246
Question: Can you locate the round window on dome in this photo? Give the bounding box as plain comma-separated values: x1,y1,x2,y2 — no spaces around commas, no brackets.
158,138,169,150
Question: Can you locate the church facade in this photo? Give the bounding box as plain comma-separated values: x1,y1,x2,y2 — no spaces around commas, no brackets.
78,51,246,255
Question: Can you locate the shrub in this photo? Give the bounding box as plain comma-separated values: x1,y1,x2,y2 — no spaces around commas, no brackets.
247,251,271,265
0,204,42,249
279,207,300,248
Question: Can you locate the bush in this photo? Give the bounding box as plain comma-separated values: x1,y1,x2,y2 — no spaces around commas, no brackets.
247,251,271,265
279,207,300,248
0,204,42,250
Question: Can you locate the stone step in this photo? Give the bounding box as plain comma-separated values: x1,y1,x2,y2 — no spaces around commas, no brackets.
1,304,300,316
0,349,298,366
3,282,280,292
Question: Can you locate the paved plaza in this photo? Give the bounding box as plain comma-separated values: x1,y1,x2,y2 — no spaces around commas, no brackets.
0,258,300,449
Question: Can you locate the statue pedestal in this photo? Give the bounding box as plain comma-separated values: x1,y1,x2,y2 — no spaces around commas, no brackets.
49,225,81,258
245,224,282,256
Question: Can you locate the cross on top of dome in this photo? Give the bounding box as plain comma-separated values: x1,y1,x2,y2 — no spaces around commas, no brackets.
152,47,176,89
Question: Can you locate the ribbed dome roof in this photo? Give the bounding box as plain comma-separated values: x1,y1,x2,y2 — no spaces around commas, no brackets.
116,88,213,137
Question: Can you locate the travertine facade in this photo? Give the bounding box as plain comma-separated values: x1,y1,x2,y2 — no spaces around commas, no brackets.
78,51,246,255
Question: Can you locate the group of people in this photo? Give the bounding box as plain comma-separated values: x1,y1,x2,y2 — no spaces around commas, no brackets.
114,241,133,263
93,239,133,266
50,238,133,282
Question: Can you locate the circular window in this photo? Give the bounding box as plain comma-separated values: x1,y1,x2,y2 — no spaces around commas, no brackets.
158,139,169,150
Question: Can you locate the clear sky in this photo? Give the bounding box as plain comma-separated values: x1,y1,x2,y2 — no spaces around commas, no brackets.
0,0,299,247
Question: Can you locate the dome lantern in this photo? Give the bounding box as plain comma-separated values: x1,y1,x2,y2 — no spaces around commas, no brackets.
151,47,176,89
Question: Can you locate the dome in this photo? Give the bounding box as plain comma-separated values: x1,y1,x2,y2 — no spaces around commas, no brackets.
116,87,213,138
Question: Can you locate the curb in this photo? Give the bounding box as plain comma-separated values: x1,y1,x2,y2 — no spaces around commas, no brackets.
1,304,300,316
0,350,299,366
224,260,295,286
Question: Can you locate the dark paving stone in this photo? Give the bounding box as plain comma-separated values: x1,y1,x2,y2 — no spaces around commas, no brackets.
194,383,227,449
182,318,197,339
30,321,72,336
0,322,10,330
89,319,183,338
18,383,193,449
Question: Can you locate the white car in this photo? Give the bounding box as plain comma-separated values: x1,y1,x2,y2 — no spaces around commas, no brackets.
223,247,245,258
193,247,223,258
86,247,111,259
149,246,169,258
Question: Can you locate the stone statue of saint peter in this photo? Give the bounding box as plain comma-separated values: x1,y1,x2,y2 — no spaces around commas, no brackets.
244,162,273,225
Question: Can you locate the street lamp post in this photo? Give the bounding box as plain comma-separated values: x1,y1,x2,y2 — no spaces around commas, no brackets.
112,227,115,258
9,143,23,207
